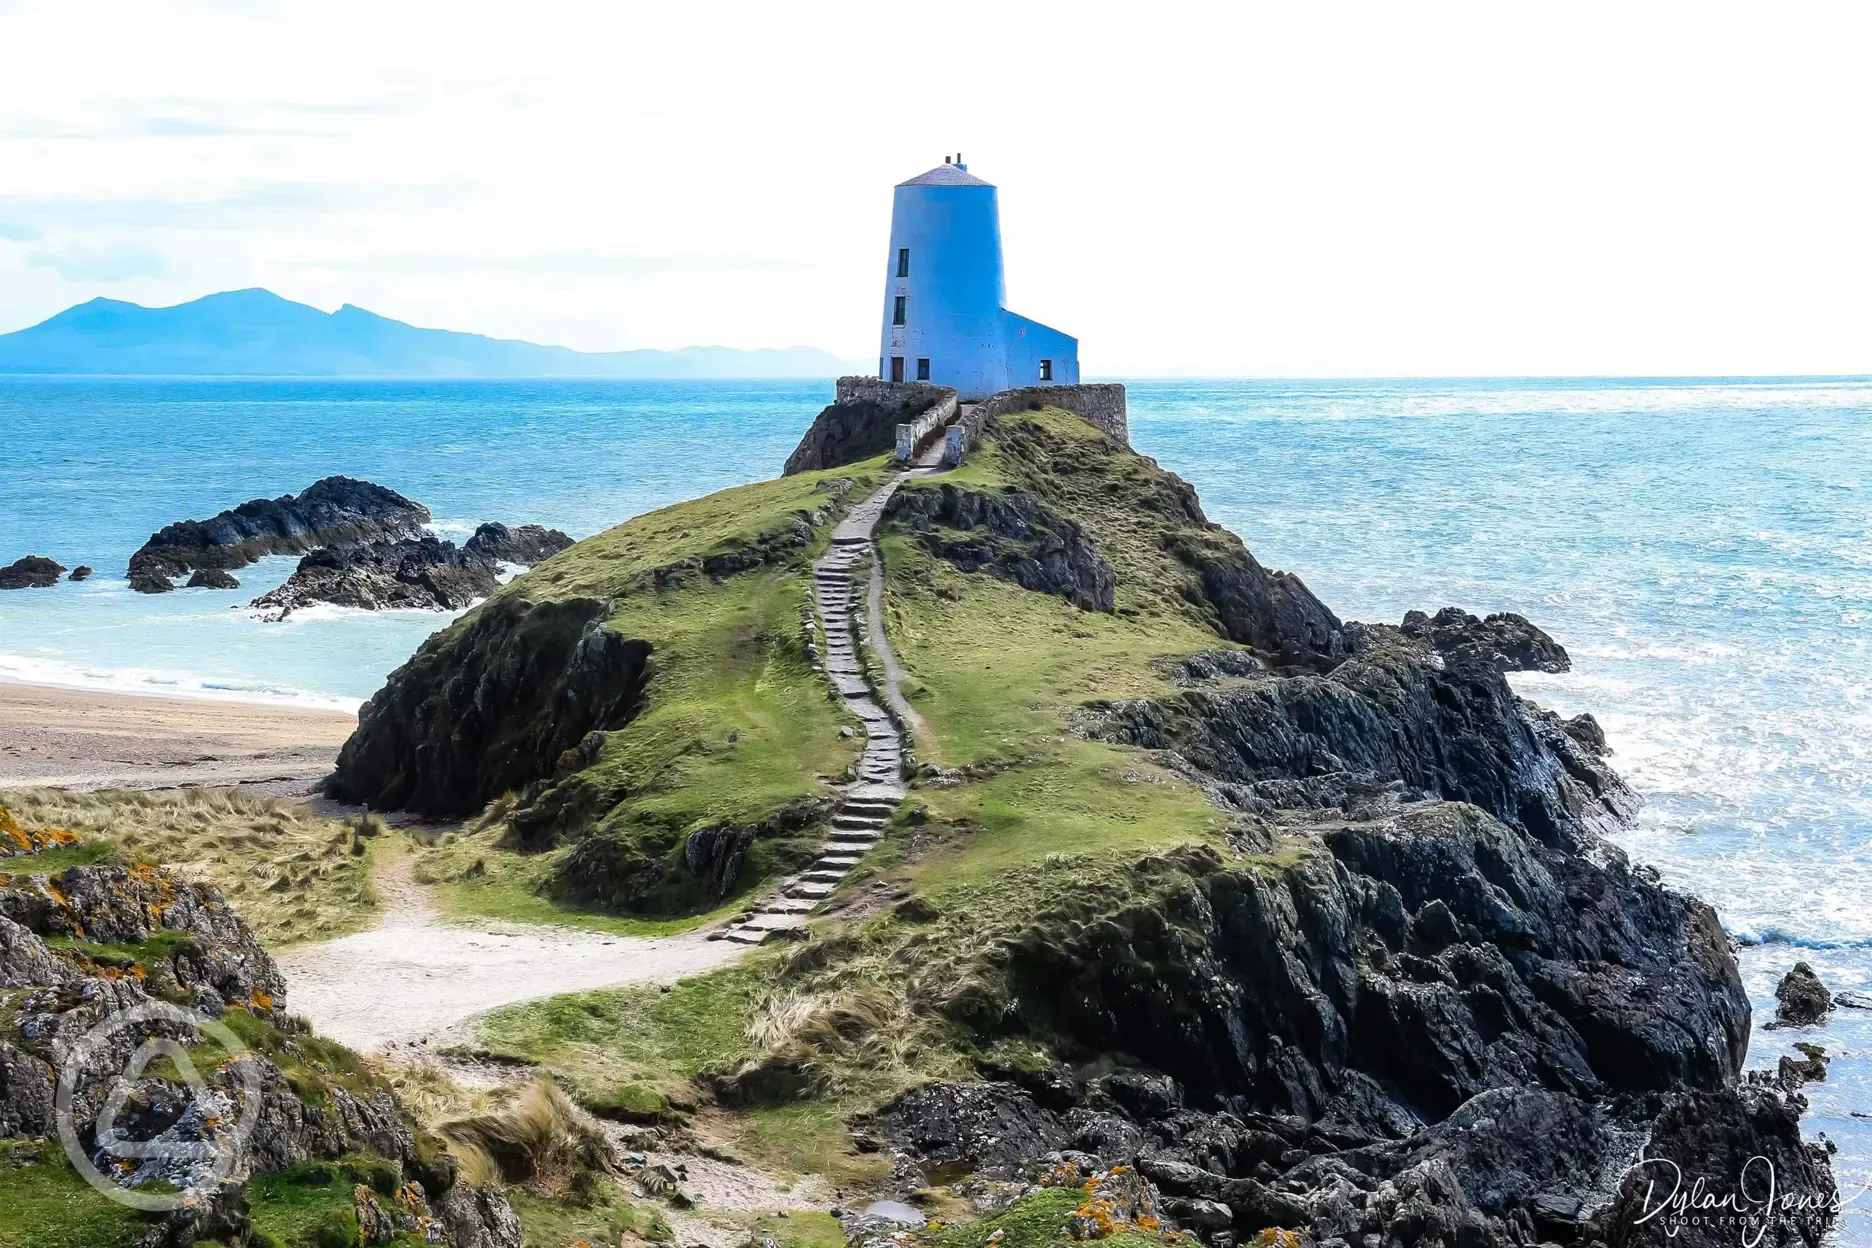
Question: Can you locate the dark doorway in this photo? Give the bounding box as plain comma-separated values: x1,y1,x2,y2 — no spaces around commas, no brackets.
916,358,930,381
890,356,905,383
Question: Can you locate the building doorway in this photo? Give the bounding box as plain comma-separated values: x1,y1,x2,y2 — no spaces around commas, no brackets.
890,356,905,383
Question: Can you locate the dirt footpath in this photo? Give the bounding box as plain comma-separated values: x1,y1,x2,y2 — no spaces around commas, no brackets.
275,847,744,1053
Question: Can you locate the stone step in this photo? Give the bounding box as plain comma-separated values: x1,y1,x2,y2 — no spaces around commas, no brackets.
815,856,864,873
800,868,848,884
720,928,768,946
838,807,895,821
833,815,888,829
785,880,836,900
764,898,816,915
740,913,808,933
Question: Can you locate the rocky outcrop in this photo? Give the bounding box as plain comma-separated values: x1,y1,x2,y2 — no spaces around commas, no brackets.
1085,618,1633,850
251,536,499,618
784,378,954,475
186,567,240,589
1773,962,1833,1027
0,821,519,1248
67,565,92,581
463,521,573,566
127,475,430,593
867,810,1833,1245
0,555,64,589
250,523,571,620
954,409,1345,668
328,595,652,815
1400,605,1571,673
885,483,1117,611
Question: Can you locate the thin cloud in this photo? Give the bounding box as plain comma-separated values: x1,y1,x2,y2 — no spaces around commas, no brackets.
24,242,170,282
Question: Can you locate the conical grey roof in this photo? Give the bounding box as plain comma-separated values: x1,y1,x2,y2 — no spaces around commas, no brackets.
898,163,992,188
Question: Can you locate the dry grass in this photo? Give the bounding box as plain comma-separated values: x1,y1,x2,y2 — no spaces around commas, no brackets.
0,786,380,947
436,1076,619,1197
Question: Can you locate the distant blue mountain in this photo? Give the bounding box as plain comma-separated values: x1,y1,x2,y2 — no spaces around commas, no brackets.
0,289,855,378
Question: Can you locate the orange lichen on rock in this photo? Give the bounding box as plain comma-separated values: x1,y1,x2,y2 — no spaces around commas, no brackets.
1045,1162,1187,1244
0,805,79,857
1248,1231,1306,1248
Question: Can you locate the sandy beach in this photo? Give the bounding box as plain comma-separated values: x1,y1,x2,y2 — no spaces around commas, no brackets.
0,680,356,791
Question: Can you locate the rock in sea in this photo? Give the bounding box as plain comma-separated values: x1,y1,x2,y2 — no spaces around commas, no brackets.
1774,960,1833,1027
0,555,65,589
67,565,92,581
186,567,241,589
127,475,430,594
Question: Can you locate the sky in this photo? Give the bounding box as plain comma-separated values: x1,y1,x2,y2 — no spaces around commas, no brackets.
3,1,1871,377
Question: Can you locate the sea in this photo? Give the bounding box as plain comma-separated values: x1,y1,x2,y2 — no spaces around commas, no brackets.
2,375,1869,1231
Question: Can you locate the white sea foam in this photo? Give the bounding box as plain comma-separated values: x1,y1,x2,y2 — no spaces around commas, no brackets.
0,651,361,712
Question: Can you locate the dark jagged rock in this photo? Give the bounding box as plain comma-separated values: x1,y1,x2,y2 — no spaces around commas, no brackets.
1773,961,1833,1027
463,521,574,565
1595,1081,1835,1247
1085,622,1634,850
250,521,573,620
186,566,241,589
0,915,74,989
885,483,1116,611
871,1081,1066,1178
127,475,430,592
67,565,92,581
784,378,952,475
1400,606,1571,673
1000,813,1744,1123
1779,1042,1829,1086
0,555,64,589
250,536,499,619
328,596,652,815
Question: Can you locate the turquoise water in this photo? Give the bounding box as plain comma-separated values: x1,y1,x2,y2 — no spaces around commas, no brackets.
2,375,1870,1227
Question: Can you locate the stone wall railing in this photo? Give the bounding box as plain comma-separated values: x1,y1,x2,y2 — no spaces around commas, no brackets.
895,393,959,462
943,383,1129,465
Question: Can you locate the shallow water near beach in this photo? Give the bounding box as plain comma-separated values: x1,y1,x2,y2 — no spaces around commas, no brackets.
3,374,1870,1234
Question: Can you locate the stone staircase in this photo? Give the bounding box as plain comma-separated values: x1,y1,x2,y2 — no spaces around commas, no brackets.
716,471,921,946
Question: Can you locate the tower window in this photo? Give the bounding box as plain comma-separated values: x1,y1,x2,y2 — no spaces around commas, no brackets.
1039,359,1054,381
916,358,930,381
890,356,904,383
897,248,910,278
892,296,906,326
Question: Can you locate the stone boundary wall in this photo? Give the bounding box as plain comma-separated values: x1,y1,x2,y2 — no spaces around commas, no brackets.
835,376,954,410
895,393,959,462
943,383,1129,465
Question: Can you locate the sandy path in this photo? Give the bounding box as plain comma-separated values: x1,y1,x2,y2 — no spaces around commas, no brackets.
0,679,354,791
276,847,743,1053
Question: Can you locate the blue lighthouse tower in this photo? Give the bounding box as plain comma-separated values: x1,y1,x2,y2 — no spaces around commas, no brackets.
879,158,1078,401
